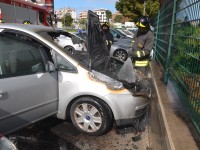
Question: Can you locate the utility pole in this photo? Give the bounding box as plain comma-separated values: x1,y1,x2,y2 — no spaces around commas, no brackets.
143,0,146,16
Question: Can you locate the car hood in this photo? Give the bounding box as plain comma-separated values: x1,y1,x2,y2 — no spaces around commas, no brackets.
84,10,137,85
86,10,109,69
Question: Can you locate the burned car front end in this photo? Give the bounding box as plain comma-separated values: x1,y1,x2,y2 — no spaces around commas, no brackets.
41,11,151,135
84,11,151,126
88,69,150,126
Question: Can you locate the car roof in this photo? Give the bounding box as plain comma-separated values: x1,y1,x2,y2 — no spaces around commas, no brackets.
0,23,54,33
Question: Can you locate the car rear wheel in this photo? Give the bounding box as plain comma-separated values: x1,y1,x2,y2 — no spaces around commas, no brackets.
113,49,128,61
64,45,75,54
70,97,112,136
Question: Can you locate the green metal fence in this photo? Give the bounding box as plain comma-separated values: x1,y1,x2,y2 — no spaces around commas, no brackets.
153,0,200,133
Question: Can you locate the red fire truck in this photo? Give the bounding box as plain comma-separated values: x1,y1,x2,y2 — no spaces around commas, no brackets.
0,0,52,26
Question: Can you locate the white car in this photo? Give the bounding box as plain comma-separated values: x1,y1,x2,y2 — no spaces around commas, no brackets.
55,30,87,54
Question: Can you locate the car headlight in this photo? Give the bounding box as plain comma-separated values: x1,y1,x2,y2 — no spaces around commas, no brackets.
89,70,124,90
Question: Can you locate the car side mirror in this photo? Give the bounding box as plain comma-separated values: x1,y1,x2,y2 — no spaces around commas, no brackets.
46,61,55,72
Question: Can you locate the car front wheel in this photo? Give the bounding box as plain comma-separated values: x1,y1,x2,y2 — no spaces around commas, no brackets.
113,49,128,61
70,97,112,136
64,45,75,54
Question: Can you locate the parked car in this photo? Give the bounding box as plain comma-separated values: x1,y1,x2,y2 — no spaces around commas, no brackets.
75,30,131,61
122,29,135,37
127,27,138,36
110,44,130,61
0,11,150,136
115,28,134,38
0,133,17,150
55,29,87,54
109,28,133,42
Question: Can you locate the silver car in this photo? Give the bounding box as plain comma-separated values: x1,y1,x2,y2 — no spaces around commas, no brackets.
0,11,150,136
75,31,131,61
0,133,17,150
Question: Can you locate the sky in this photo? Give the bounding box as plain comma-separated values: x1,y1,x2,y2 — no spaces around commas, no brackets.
54,0,118,14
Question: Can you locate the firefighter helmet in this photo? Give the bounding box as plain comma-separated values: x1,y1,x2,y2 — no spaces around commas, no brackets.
23,20,31,25
102,22,110,28
0,19,4,23
136,16,150,28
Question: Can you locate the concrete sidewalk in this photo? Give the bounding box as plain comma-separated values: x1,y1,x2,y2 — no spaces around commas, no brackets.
150,60,198,150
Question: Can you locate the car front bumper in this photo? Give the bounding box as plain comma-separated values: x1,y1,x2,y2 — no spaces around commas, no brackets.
104,93,150,126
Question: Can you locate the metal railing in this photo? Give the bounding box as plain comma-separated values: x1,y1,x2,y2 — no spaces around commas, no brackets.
153,0,200,133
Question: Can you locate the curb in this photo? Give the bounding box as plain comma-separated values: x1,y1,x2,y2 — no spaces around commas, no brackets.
149,61,198,150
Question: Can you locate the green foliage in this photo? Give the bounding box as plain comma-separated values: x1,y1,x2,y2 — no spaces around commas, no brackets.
62,14,73,27
105,10,112,22
173,24,200,74
115,0,160,22
114,15,123,23
79,19,87,25
78,19,87,30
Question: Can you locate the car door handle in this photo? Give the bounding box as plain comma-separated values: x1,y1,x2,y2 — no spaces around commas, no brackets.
0,90,7,98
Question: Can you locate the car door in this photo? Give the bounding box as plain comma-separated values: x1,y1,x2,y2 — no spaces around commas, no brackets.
0,30,58,134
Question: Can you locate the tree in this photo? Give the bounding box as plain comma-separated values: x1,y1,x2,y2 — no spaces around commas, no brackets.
105,10,112,22
79,19,87,25
115,0,160,22
114,15,123,23
62,13,73,27
79,19,87,30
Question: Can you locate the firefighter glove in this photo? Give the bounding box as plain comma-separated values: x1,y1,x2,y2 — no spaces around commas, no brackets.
106,40,112,45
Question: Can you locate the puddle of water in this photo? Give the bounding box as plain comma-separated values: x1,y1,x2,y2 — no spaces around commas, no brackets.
8,117,77,150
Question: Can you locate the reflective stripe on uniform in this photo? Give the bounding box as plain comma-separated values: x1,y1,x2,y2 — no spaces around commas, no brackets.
135,60,149,67
136,22,146,27
137,51,141,57
142,51,145,56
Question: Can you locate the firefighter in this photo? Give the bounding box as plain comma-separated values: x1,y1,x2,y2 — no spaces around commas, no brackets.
23,20,31,25
129,16,154,77
0,19,4,23
101,22,114,52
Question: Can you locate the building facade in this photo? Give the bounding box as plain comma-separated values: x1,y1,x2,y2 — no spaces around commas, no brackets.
112,11,130,23
94,9,107,23
79,11,88,20
55,7,77,21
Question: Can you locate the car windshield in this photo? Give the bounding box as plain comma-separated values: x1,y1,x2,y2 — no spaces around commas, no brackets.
115,29,127,36
75,31,87,40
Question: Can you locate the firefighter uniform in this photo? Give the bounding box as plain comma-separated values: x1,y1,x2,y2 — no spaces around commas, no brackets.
23,20,31,24
129,16,154,76
101,22,114,52
0,19,4,23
